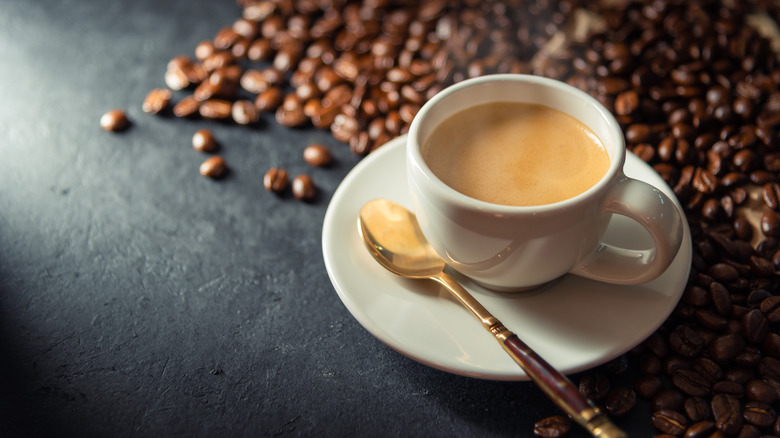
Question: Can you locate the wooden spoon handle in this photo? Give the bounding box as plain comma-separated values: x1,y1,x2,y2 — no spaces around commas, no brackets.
433,272,626,438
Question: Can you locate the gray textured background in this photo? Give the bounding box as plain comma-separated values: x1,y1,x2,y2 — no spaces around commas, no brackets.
0,1,653,436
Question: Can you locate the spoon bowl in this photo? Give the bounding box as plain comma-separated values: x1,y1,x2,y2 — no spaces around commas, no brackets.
358,198,626,438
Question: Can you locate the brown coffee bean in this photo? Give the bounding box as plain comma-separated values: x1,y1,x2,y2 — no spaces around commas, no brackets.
707,263,739,283
651,409,688,436
192,129,218,153
710,333,747,363
670,325,705,358
199,156,227,179
263,167,288,193
711,394,742,434
199,99,233,119
614,90,639,115
173,96,200,118
746,379,778,403
291,174,316,202
604,387,635,417
743,401,775,428
672,369,710,397
763,183,780,210
761,210,780,237
692,168,717,193
653,388,685,411
231,100,260,125
684,421,715,438
100,109,130,132
255,87,283,112
635,374,664,399
742,310,769,344
684,397,711,423
710,282,732,316
302,144,332,167
578,373,610,401
533,415,570,438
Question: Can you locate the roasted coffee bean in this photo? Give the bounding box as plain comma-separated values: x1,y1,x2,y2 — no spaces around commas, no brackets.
173,96,200,118
578,373,610,402
192,129,218,153
636,374,664,399
746,379,778,403
302,144,332,167
651,409,687,436
711,394,742,434
199,99,233,120
533,415,570,438
653,388,685,412
762,210,780,237
604,387,635,417
733,217,753,242
709,282,732,316
684,397,711,423
291,174,316,202
199,156,227,179
684,421,715,438
670,325,705,358
232,100,260,125
100,109,130,132
710,333,746,363
255,87,283,112
761,296,780,323
614,90,639,115
142,88,173,115
672,369,710,397
742,310,769,344
743,401,775,428
693,357,723,384
263,167,288,193
708,263,739,284
764,183,780,210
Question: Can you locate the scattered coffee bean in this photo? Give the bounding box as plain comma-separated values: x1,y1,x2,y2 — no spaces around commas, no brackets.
199,155,227,179
303,144,333,167
173,96,200,118
263,167,288,194
199,99,233,120
232,99,260,125
291,174,316,202
533,415,570,438
192,129,218,153
100,109,130,132
142,88,172,115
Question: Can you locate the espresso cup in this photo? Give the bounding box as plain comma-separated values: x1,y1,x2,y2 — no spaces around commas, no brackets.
407,74,684,291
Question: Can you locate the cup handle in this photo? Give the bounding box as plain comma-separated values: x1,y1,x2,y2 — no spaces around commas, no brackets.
571,174,684,285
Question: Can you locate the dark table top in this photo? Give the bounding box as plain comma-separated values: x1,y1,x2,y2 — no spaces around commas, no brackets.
0,1,685,437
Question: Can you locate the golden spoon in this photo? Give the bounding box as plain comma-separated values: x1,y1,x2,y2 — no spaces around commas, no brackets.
358,198,626,438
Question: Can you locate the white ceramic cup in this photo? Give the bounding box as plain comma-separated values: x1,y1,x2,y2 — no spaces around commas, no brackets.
407,74,684,291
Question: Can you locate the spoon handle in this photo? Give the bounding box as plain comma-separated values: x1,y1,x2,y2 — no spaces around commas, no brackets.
433,272,626,438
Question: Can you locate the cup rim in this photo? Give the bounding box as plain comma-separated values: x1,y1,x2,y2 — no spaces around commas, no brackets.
407,74,626,214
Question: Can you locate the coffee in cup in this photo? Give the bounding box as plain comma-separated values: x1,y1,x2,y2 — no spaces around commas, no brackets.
422,101,610,207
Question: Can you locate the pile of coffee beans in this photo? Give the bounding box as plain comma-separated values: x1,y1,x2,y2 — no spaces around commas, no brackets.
529,1,780,436
133,0,780,434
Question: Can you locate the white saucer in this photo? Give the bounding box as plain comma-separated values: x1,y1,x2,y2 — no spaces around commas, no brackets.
322,135,692,381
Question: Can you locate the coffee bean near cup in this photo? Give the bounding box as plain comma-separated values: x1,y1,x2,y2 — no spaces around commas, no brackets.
407,74,685,291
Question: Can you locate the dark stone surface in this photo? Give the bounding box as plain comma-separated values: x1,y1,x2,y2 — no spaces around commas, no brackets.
0,1,654,436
